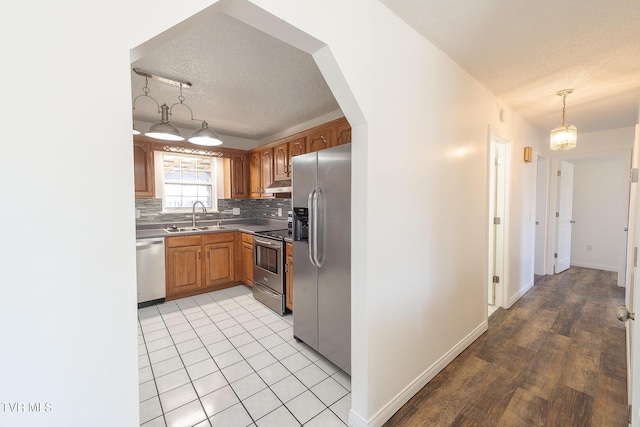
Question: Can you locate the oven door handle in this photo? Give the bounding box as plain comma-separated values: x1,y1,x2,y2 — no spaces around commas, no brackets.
254,238,282,248
254,282,280,297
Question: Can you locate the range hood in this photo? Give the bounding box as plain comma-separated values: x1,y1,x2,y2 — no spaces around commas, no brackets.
265,179,292,194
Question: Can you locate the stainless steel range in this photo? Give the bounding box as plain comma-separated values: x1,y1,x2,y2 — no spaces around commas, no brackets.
252,229,290,315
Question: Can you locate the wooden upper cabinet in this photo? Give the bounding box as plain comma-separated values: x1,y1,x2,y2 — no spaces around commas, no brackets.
335,120,352,146
273,142,289,181
249,151,262,198
289,137,306,157
288,137,306,175
247,117,350,195
231,153,249,198
261,148,274,194
250,148,274,198
306,128,335,153
133,140,154,198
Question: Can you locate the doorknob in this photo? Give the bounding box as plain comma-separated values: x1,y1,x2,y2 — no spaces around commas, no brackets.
617,306,635,322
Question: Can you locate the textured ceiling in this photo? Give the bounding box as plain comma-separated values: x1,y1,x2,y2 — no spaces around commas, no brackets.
131,13,339,142
379,0,640,133
133,2,640,146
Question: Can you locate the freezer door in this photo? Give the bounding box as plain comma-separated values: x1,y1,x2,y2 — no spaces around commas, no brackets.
292,151,319,349
292,240,318,349
317,144,351,374
292,151,317,209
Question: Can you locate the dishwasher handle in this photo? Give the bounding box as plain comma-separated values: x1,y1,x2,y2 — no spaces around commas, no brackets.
136,239,164,248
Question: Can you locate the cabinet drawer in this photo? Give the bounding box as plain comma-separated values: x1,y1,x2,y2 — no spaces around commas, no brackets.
202,232,236,244
166,235,201,248
242,233,254,244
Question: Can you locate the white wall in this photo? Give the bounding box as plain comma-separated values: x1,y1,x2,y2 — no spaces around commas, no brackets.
237,2,545,423
501,114,548,307
570,155,627,271
0,1,546,426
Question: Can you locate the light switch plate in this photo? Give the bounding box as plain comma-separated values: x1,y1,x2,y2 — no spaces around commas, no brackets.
233,207,240,215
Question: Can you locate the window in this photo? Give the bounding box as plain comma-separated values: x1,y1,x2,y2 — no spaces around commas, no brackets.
162,152,217,210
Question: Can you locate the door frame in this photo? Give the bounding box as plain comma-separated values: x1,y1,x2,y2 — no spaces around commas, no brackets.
534,155,549,275
554,160,575,274
547,149,632,284
628,124,640,426
487,127,511,309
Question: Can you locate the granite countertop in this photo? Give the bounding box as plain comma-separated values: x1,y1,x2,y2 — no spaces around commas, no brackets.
136,218,291,240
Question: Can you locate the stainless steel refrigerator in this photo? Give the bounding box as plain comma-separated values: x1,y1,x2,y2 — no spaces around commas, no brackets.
292,143,351,375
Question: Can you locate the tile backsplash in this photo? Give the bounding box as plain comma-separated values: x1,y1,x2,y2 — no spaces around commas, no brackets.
135,198,292,224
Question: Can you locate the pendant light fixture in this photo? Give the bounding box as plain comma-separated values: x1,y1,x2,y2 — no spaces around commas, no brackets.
145,104,184,141
190,121,223,146
132,68,223,146
132,75,160,136
550,89,577,151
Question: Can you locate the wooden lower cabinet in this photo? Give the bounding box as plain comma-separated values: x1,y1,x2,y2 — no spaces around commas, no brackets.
166,243,202,295
203,233,236,287
166,232,240,300
286,242,293,311
241,233,254,287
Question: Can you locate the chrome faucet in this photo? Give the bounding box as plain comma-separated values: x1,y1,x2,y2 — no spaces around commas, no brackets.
192,201,207,227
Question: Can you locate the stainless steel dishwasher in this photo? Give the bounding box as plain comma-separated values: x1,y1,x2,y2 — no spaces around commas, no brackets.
136,237,166,307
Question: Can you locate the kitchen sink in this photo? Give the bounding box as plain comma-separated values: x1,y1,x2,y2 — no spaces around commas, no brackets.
164,225,226,233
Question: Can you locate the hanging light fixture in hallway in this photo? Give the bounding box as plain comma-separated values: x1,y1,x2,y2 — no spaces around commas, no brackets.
550,89,577,151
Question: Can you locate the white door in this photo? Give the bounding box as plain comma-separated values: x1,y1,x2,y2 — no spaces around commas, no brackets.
628,125,640,426
488,138,508,307
555,160,574,273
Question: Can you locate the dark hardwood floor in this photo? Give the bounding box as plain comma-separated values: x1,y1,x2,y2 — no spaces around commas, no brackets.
385,267,627,427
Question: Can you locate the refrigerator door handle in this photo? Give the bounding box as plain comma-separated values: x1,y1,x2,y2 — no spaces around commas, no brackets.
308,189,317,267
313,188,324,268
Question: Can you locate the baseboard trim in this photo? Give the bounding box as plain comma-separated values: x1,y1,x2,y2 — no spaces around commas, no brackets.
508,279,534,308
570,261,617,272
351,320,488,427
349,409,368,427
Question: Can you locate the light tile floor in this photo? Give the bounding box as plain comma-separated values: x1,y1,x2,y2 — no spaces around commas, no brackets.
138,285,351,427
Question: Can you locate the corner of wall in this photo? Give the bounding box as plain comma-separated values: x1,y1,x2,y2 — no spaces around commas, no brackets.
508,278,535,308
363,320,488,427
